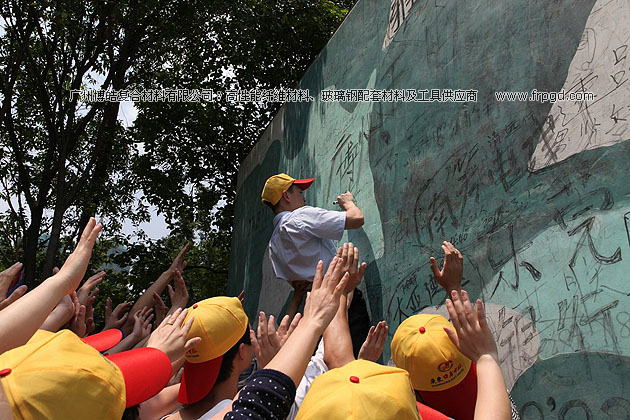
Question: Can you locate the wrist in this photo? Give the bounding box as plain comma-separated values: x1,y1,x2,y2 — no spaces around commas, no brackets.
474,352,499,366
298,317,327,336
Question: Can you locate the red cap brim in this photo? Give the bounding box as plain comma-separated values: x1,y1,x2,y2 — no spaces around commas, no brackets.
292,178,315,190
418,362,478,420
177,356,223,404
81,329,123,352
416,402,451,420
107,348,172,407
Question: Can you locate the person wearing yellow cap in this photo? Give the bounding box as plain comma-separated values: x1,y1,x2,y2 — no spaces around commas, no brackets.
261,173,364,287
390,243,519,420
261,173,369,355
0,307,200,420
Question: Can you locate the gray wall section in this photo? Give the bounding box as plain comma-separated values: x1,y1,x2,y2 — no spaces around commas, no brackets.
229,0,630,416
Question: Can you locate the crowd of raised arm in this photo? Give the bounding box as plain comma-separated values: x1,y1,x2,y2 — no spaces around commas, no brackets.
0,179,520,420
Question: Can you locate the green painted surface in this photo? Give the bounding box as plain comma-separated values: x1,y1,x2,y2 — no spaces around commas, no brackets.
229,0,630,415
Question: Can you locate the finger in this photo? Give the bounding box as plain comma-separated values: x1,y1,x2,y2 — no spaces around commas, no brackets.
445,298,462,331
173,307,188,328
324,256,340,286
267,315,277,335
144,314,155,327
336,247,342,258
184,337,202,353
168,284,175,300
181,261,187,270
52,266,60,275
366,325,375,341
278,314,290,334
250,329,261,355
357,262,366,281
353,246,359,271
333,272,349,298
105,297,112,317
258,312,269,340
450,290,468,329
288,313,301,335
429,257,441,279
443,327,460,349
238,290,245,302
461,290,476,326
180,314,195,339
476,299,489,330
341,243,350,268
79,217,96,244
312,260,324,291
86,219,103,245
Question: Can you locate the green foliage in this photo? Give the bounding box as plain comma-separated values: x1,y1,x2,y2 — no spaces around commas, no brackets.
0,0,354,304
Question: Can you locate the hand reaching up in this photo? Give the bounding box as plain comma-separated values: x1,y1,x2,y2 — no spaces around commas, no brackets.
251,312,301,368
303,258,348,334
443,289,498,364
167,269,189,311
429,241,463,294
336,243,366,295
168,243,190,276
251,312,282,368
147,308,200,364
132,307,154,340
358,320,388,362
153,292,169,327
77,271,105,307
277,313,301,346
56,218,102,295
103,298,132,331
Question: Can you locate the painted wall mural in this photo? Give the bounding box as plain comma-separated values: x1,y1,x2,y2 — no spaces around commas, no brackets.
228,0,630,417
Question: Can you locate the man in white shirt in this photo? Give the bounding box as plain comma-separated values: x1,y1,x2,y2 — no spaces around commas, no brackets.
262,173,364,287
261,173,370,356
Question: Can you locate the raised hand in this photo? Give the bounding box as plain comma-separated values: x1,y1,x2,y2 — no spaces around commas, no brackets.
336,191,356,210
168,243,190,275
56,218,102,295
358,320,388,362
103,298,132,331
429,241,463,294
167,269,189,311
0,262,27,311
69,292,88,337
443,289,498,363
77,271,105,307
250,312,283,368
303,257,349,333
132,307,154,340
277,313,301,346
84,294,97,336
337,243,366,294
147,308,201,364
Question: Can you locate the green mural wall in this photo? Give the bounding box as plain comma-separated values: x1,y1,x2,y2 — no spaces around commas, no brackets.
228,0,630,417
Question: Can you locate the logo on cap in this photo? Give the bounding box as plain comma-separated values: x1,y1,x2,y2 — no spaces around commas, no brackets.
438,360,453,372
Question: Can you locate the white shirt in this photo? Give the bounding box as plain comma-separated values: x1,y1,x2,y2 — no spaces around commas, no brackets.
287,338,328,420
269,206,346,281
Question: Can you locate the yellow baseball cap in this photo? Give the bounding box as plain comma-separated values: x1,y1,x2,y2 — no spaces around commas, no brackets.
296,359,421,420
178,297,249,404
261,173,315,205
0,329,172,419
391,314,478,420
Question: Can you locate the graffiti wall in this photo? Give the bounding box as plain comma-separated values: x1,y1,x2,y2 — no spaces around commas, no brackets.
228,0,630,417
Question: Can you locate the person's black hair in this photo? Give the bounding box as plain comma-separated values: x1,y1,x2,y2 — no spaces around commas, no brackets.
215,328,251,384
